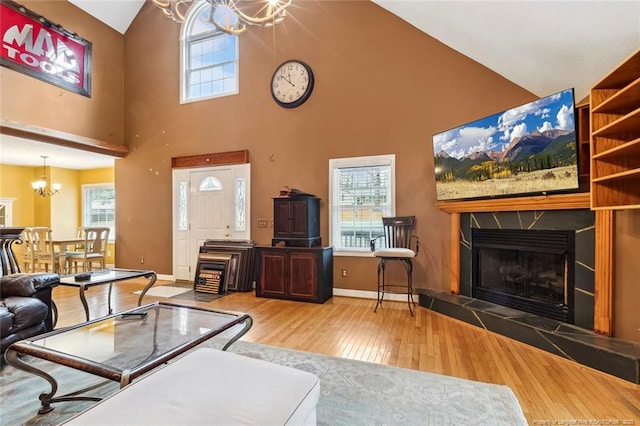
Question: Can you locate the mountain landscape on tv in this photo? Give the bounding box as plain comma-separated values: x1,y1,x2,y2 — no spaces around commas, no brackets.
432,89,579,201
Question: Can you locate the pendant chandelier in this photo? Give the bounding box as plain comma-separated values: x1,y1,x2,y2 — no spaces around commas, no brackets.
32,156,61,197
150,0,292,35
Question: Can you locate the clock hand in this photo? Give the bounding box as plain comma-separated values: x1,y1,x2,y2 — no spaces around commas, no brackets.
280,74,296,87
287,73,296,87
280,74,294,86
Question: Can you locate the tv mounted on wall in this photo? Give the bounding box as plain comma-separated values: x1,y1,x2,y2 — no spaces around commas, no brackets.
432,88,579,201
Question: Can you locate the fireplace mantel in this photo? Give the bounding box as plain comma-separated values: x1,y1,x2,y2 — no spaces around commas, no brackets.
436,192,590,213
437,192,614,336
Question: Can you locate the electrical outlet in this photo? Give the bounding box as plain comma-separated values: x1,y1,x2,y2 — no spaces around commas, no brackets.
139,257,145,264
258,219,268,228
341,269,348,278
270,219,274,228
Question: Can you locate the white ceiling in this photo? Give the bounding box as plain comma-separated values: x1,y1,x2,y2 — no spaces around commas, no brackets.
2,0,639,170
0,135,118,169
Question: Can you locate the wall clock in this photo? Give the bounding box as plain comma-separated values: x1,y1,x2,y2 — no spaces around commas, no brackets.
270,60,314,108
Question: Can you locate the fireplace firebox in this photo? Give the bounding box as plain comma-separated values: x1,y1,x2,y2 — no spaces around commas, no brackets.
471,228,575,323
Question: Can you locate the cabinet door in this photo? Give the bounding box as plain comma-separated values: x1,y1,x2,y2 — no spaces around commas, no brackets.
289,200,309,238
273,201,292,238
260,251,286,296
288,252,317,299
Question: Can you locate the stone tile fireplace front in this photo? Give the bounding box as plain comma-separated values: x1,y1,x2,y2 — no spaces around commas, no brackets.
460,209,595,329
419,206,640,383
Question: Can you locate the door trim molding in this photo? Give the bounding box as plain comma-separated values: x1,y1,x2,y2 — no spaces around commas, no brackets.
171,150,249,169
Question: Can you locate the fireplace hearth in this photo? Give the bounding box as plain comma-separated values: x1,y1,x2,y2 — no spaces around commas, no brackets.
472,228,575,323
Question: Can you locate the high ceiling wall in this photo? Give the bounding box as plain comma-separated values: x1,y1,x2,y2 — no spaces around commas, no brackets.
118,0,534,290
2,0,638,342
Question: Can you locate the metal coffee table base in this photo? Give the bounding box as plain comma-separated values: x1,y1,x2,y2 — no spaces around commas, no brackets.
60,269,158,321
5,302,253,414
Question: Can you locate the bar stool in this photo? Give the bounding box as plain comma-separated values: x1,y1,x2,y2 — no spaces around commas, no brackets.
371,216,419,315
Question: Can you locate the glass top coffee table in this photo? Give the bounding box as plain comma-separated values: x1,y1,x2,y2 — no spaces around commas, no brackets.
4,301,252,414
59,268,158,322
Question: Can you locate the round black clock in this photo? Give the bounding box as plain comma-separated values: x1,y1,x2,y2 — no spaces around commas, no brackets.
270,60,314,108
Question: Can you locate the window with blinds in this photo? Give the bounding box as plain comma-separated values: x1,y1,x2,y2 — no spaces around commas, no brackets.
329,155,395,254
82,184,115,241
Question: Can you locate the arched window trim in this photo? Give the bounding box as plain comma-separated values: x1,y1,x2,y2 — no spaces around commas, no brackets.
180,1,239,104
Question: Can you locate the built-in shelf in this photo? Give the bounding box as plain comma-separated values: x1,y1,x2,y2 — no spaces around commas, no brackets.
592,168,640,183
590,48,640,209
592,107,640,140
591,77,640,115
592,138,640,159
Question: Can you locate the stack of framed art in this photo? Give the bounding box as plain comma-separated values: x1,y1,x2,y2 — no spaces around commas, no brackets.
194,240,255,293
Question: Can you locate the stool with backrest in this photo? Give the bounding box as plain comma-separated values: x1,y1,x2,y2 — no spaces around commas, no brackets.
65,227,110,273
30,227,60,274
370,216,419,315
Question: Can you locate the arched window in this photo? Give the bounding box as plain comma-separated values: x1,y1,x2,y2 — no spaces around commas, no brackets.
199,176,223,191
181,1,239,103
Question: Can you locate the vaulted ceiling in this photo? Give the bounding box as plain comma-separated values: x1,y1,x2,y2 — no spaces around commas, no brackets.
2,0,639,168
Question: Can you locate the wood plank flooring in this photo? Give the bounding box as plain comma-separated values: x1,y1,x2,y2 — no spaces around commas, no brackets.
52,279,640,424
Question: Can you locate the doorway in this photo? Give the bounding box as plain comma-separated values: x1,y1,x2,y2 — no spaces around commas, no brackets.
172,163,251,282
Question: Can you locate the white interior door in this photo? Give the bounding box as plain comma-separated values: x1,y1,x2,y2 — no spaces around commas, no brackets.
172,163,251,282
190,168,233,275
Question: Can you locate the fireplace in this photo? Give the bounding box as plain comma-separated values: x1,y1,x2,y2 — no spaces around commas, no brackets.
472,228,575,323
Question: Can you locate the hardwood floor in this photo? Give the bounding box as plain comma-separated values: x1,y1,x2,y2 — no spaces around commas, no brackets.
53,279,640,424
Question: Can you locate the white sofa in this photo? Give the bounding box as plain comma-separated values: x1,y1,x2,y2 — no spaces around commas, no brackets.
64,347,320,425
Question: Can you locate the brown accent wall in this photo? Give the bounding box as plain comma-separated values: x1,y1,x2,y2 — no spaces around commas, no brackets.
119,0,535,289
3,1,638,342
0,0,125,144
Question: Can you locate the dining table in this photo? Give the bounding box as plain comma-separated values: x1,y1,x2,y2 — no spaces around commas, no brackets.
52,238,85,274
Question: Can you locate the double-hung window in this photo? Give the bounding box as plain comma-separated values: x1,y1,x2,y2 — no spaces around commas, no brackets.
82,184,115,242
329,155,395,256
181,2,239,103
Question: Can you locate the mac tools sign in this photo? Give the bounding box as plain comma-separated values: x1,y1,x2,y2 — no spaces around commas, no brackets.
0,1,92,97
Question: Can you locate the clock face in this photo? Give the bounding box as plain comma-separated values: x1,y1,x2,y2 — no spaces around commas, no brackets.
271,60,314,108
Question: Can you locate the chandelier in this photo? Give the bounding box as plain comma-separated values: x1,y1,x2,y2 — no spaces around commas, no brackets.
151,0,292,35
31,156,61,197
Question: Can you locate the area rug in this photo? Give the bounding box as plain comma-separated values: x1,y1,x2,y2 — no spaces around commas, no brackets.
131,285,191,298
171,290,224,302
0,340,527,425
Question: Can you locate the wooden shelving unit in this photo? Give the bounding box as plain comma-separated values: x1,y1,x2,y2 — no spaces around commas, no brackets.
576,102,591,190
590,48,640,210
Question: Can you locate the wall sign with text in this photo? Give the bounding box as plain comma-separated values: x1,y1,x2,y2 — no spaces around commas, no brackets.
0,1,92,97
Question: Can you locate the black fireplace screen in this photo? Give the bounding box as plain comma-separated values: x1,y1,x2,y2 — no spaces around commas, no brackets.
472,228,575,323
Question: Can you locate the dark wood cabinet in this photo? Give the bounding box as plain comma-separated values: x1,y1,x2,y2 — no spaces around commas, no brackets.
256,246,333,303
272,196,320,247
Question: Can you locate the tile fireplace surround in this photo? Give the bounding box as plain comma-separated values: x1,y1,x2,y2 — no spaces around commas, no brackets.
422,196,640,383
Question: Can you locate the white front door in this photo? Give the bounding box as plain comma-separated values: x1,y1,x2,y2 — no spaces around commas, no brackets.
172,164,251,282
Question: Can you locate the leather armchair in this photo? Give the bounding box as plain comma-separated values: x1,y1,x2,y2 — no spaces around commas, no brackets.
0,273,59,352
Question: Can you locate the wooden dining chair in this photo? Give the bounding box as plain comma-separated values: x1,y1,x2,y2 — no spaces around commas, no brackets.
370,216,419,315
65,227,110,273
30,227,61,274
20,227,38,273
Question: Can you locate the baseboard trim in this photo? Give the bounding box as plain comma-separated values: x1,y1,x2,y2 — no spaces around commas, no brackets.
156,273,174,281
333,288,410,302
108,265,173,282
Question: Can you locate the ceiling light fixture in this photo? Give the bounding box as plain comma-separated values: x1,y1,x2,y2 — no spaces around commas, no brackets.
151,0,291,35
31,156,61,197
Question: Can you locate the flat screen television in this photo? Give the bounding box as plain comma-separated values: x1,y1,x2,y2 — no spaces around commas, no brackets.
432,88,579,201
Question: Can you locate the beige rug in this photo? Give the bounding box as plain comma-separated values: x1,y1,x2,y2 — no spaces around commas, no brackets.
132,285,191,298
